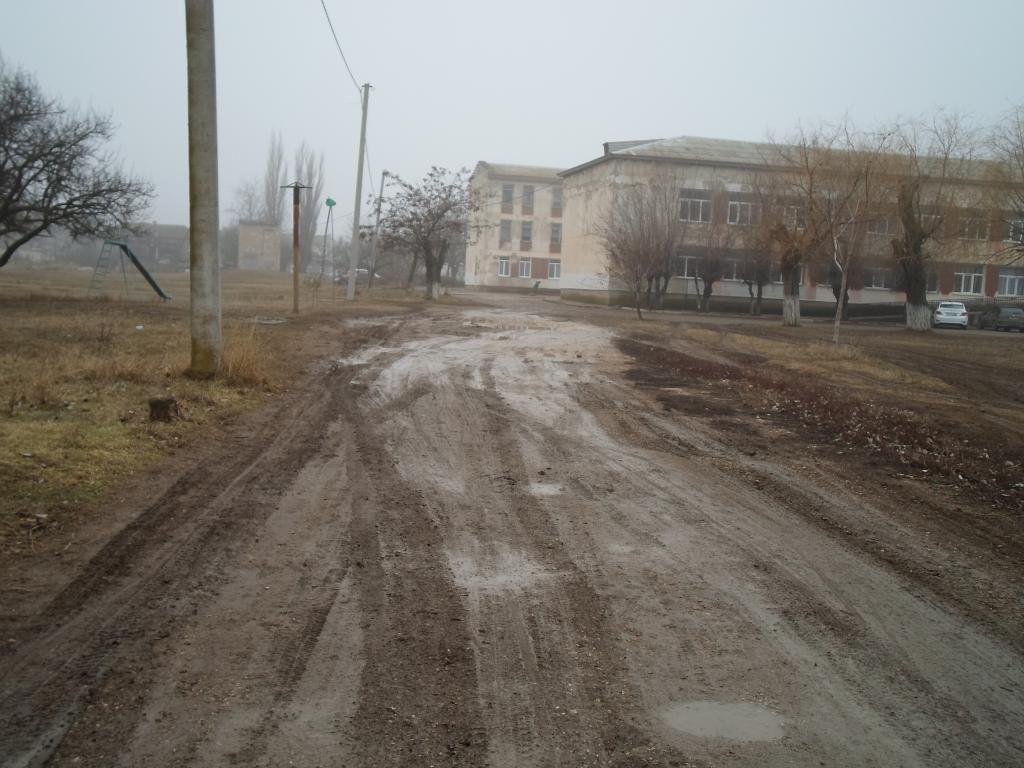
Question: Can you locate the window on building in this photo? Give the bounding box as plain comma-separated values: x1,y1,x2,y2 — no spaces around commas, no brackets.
771,264,805,285
920,213,942,233
721,259,742,281
682,255,700,278
501,184,514,214
521,221,533,249
522,185,535,215
499,219,512,246
498,257,510,277
727,201,761,226
518,259,531,278
864,268,892,289
998,269,1024,297
926,270,939,293
550,223,562,253
961,218,990,241
867,215,892,236
551,187,563,217
679,192,712,223
953,268,983,294
1004,219,1024,243
785,205,806,230
548,260,561,279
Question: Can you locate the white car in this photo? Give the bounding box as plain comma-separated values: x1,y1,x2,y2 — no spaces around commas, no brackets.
932,301,969,329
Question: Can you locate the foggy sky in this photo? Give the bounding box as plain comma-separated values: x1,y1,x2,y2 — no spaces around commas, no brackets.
2,0,1022,231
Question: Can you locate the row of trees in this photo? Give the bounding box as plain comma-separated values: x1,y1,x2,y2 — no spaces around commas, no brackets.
602,109,1024,333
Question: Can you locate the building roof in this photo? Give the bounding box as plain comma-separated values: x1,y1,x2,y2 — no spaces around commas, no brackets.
562,134,999,183
474,161,563,183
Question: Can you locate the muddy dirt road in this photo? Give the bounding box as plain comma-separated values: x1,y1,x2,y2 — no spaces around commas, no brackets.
2,302,1022,767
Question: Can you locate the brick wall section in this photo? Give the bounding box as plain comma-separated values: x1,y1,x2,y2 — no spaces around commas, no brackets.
939,263,955,295
985,264,1000,297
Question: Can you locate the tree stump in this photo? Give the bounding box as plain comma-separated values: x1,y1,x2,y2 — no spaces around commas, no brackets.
148,397,181,423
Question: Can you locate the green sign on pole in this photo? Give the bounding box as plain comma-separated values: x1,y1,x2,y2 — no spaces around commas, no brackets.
325,197,336,208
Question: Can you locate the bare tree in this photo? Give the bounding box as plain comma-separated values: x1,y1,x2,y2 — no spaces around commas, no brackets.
379,167,473,300
987,104,1024,264
889,112,979,330
739,250,772,314
692,216,732,312
0,61,153,267
645,180,688,309
767,125,858,327
233,178,261,222
599,183,661,320
294,143,325,272
262,131,287,227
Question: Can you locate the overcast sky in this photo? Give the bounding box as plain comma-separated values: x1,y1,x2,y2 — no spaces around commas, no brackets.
3,0,1022,230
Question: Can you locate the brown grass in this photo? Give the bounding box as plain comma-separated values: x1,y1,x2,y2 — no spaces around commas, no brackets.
0,263,435,553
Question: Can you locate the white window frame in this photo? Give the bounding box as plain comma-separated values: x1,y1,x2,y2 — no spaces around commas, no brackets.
501,184,514,210
867,215,891,236
953,270,983,294
785,205,806,231
497,257,510,277
547,260,561,279
771,265,805,285
926,271,939,293
520,221,533,245
522,185,535,213
727,201,760,226
920,213,942,234
550,223,562,247
1004,219,1024,243
551,187,563,214
998,269,1024,297
865,268,892,289
518,259,531,278
721,258,742,281
679,197,712,224
499,219,512,246
960,217,990,242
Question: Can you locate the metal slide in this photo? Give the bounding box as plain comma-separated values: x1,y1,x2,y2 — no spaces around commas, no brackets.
106,240,173,301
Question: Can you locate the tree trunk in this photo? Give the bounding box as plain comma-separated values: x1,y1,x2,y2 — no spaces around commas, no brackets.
405,253,419,290
755,283,763,315
633,284,644,320
832,264,850,346
782,265,801,327
702,283,713,313
903,254,931,331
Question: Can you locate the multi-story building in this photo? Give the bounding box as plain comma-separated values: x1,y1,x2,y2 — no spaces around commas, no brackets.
464,162,565,291
558,136,1024,311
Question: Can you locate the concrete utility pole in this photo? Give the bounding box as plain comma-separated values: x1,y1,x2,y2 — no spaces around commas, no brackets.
281,181,310,313
367,169,387,293
184,0,221,376
347,83,371,301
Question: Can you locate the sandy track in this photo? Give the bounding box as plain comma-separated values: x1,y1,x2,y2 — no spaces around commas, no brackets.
1,306,1021,767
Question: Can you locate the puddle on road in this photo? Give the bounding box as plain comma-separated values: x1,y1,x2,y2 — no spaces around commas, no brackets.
658,701,784,742
528,482,563,497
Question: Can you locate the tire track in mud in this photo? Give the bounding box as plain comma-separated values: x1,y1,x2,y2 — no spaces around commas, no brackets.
447,363,694,767
574,378,1024,766
337,375,489,767
0,321,399,768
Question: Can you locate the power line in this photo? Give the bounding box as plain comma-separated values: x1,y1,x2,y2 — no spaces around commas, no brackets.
319,0,360,95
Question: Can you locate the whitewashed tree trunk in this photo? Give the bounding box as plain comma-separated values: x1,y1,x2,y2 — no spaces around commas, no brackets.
783,295,800,326
906,302,931,331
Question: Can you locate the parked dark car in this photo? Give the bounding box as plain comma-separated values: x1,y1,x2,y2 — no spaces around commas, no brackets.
979,306,1024,332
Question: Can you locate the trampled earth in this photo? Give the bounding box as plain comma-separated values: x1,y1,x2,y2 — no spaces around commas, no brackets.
2,296,1022,767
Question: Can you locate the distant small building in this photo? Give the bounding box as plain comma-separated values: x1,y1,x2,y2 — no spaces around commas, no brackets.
238,221,280,271
465,162,564,291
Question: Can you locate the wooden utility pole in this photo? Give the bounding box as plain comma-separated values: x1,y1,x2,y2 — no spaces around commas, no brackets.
347,83,371,301
184,0,221,376
281,181,310,313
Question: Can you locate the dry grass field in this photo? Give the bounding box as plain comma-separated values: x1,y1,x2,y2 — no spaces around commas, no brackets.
0,264,434,553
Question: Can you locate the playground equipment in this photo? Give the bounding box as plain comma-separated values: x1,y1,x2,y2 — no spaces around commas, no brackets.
87,240,172,301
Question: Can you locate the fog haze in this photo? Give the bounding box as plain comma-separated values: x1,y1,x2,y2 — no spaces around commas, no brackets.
2,0,1021,227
